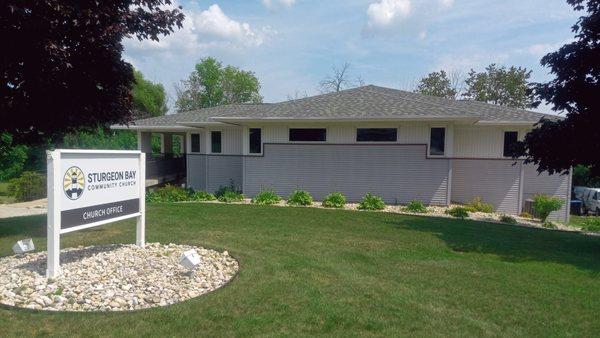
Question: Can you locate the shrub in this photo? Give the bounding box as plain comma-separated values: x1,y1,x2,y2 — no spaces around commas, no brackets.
252,190,282,205
218,190,244,203
404,200,427,213
287,190,313,206
520,212,533,219
191,190,216,201
499,214,517,225
7,171,46,202
465,197,494,213
532,195,564,223
542,221,557,229
580,217,600,232
446,206,470,219
322,192,346,208
215,180,240,198
153,185,190,202
358,193,386,211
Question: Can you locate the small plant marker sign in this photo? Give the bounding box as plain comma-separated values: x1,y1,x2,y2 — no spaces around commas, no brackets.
46,149,146,278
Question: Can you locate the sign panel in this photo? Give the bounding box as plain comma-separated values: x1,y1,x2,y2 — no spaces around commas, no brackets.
46,150,146,278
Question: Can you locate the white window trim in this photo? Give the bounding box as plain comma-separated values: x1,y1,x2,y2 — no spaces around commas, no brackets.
248,127,263,156
190,133,202,154
502,130,519,158
428,126,446,157
287,127,328,143
210,130,223,154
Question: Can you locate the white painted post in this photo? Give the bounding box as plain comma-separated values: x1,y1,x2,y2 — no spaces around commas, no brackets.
46,150,62,278
136,152,146,248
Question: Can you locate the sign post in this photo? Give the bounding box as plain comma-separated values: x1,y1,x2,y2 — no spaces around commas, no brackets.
46,150,145,278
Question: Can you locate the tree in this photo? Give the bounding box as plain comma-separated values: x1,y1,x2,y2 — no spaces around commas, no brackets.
513,0,600,176
415,70,457,99
462,64,534,109
0,1,184,145
319,63,364,93
132,70,168,118
174,57,262,112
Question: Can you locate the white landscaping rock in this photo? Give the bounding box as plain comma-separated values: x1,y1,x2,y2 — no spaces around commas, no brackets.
0,243,238,312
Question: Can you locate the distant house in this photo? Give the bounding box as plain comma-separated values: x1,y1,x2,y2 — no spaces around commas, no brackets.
113,85,571,221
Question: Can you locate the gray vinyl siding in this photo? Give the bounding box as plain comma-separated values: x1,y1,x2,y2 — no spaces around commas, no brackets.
451,160,522,214
186,155,243,193
244,144,450,204
523,164,570,222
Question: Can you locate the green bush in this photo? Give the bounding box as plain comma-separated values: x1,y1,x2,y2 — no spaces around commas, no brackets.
520,212,533,219
322,192,346,208
532,195,564,223
358,193,386,211
499,214,517,225
252,190,282,205
580,217,600,232
465,197,494,213
153,185,190,202
287,190,314,206
191,190,216,201
446,206,470,219
218,190,244,203
7,171,46,202
543,221,557,229
404,200,427,213
215,180,240,198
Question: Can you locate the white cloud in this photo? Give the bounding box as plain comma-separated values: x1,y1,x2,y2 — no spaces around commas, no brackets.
194,4,267,47
262,0,297,10
366,0,412,29
440,0,454,8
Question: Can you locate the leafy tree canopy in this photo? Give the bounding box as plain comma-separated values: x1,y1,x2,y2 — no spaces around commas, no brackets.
515,0,600,175
175,57,262,112
0,0,184,145
462,64,534,109
415,70,457,99
132,70,169,118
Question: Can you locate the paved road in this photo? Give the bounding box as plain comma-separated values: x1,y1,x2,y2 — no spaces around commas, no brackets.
0,199,47,219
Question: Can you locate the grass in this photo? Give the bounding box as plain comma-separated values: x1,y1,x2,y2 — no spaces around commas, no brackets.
0,182,15,204
1,203,600,336
570,215,600,232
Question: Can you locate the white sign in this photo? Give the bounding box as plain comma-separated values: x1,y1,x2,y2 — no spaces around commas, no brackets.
46,149,146,278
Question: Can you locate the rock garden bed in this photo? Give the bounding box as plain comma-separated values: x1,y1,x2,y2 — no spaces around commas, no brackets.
0,243,238,312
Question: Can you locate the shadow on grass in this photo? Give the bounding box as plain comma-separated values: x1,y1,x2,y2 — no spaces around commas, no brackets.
0,215,46,238
387,216,600,274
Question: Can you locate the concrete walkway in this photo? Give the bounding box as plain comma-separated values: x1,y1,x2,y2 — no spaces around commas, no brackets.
0,199,47,219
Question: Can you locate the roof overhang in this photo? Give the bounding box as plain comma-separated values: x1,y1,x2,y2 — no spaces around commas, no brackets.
110,124,202,132
474,121,538,126
209,116,481,124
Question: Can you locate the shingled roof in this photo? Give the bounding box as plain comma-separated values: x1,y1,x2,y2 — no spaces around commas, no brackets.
124,85,556,128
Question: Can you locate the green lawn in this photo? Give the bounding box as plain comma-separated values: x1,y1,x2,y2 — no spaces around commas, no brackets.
0,182,14,204
1,204,600,336
569,215,600,232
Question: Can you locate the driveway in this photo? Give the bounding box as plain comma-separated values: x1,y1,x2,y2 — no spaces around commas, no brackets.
0,199,47,218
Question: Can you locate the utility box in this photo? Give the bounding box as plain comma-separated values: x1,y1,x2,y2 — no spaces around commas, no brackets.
13,239,35,254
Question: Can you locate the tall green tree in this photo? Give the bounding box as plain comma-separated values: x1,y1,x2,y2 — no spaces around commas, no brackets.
415,70,457,99
514,0,600,176
132,70,168,118
175,57,262,112
462,64,534,109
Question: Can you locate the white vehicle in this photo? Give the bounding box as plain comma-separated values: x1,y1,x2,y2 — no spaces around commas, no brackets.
581,188,600,216
573,186,587,200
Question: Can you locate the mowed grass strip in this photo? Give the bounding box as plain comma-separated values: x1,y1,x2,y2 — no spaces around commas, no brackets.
1,203,599,337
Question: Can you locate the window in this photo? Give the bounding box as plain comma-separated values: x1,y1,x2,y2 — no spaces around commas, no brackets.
429,127,445,156
503,131,518,157
191,134,200,153
211,131,222,153
356,128,397,142
289,128,326,142
249,128,262,154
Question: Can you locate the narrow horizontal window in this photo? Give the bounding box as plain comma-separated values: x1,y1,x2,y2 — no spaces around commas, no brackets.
356,128,397,142
191,134,200,153
429,127,445,156
503,131,518,157
289,128,326,142
249,128,262,154
211,131,222,153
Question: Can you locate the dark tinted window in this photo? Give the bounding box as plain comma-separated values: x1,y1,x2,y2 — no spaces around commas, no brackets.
503,131,519,157
191,134,200,153
211,131,222,153
356,128,397,142
289,128,326,142
429,128,445,156
249,128,262,154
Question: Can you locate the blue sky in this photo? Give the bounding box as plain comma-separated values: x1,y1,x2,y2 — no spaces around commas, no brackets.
124,0,579,114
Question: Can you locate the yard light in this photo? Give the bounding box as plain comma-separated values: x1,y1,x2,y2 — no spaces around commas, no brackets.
179,249,201,271
13,238,35,254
